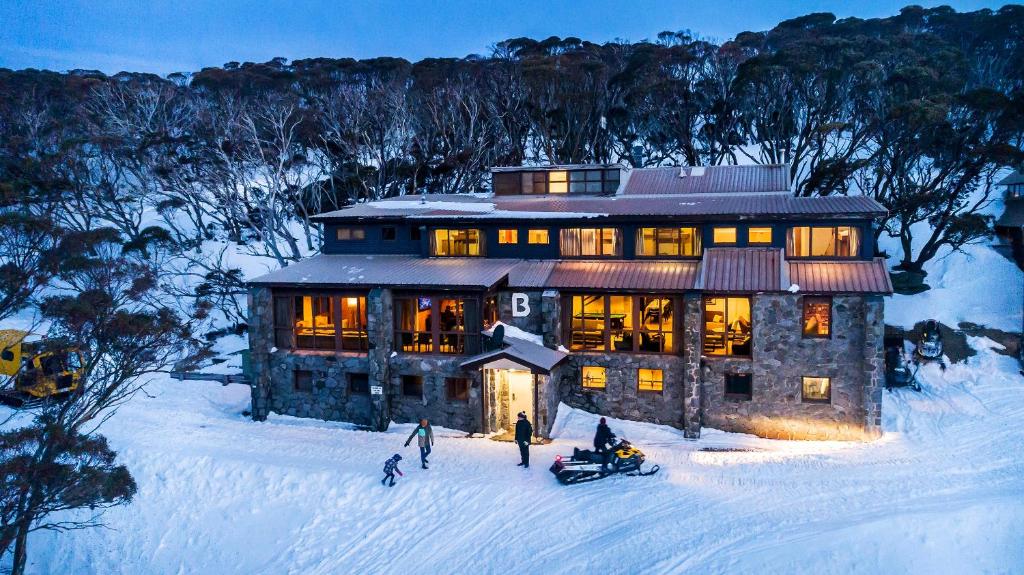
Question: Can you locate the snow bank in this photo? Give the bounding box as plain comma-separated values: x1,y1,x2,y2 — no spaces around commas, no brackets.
484,321,543,346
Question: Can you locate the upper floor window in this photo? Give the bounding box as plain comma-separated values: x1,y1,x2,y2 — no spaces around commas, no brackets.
527,229,550,244
787,226,860,258
702,296,751,357
431,229,483,256
395,296,479,355
636,227,701,257
713,227,737,244
336,227,366,241
567,294,676,353
569,169,619,194
802,296,832,338
493,168,619,195
560,228,622,257
498,229,519,244
748,227,772,245
272,294,368,352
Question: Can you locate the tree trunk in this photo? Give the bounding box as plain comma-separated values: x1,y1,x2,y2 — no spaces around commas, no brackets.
11,518,30,575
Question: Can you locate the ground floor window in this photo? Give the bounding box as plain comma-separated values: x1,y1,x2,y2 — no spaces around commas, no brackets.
725,373,752,400
703,296,752,356
294,370,314,392
349,373,369,394
802,296,832,338
581,366,606,390
802,376,831,403
402,375,423,397
273,293,368,352
567,294,676,353
446,377,470,402
638,368,663,392
395,296,479,354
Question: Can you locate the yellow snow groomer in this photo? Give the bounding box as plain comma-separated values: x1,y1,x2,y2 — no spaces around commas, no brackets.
0,330,85,407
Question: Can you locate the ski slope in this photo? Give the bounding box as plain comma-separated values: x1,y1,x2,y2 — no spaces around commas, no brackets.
15,331,1024,574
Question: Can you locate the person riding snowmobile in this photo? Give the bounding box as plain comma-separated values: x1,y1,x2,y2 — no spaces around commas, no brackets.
593,417,616,453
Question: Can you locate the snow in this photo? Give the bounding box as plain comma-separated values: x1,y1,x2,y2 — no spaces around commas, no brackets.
15,329,1024,574
485,321,544,346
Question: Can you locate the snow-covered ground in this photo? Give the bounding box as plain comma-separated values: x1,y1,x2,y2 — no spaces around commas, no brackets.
17,331,1024,574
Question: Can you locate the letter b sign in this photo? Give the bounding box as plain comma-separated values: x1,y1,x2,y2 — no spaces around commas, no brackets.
511,293,531,317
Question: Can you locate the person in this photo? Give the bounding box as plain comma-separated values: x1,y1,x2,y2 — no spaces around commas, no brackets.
404,418,434,469
381,453,404,487
593,417,616,454
515,411,533,468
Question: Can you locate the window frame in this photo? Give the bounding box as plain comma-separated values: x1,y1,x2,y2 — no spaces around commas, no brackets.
272,292,369,353
637,368,664,393
445,377,471,402
724,373,753,401
702,295,753,358
747,227,773,245
497,229,519,244
581,366,607,390
559,228,623,257
294,369,314,392
786,226,862,259
401,375,424,398
712,227,738,245
801,376,832,404
802,296,833,339
430,228,484,257
394,295,479,355
349,373,370,394
336,227,366,241
636,227,702,258
565,293,678,354
527,229,550,244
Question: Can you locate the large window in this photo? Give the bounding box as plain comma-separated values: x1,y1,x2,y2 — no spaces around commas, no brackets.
568,294,676,353
702,296,752,356
569,169,619,194
560,228,622,257
636,227,701,257
272,294,368,352
582,366,606,390
431,229,483,256
494,168,619,195
802,376,831,403
787,226,861,257
802,297,832,338
395,296,479,354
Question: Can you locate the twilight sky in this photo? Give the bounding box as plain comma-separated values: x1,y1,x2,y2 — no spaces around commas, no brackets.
0,0,1007,75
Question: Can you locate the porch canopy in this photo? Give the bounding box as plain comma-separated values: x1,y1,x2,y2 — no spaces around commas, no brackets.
460,334,568,375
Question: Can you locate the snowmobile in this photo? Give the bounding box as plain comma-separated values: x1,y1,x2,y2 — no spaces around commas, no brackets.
549,439,659,485
915,319,945,369
884,335,920,391
0,330,85,408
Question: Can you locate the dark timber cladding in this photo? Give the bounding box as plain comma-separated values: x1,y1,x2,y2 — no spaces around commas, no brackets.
247,162,892,443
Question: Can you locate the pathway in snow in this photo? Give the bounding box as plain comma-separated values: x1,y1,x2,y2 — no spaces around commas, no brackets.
19,338,1024,574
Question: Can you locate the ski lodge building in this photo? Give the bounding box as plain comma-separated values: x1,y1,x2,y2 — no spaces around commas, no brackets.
248,164,892,441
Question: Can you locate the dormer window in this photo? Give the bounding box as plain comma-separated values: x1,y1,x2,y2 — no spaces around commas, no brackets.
787,226,861,258
492,166,621,196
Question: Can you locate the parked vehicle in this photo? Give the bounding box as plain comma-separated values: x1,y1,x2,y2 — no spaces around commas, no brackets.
549,439,659,485
0,330,85,408
884,333,920,391
916,319,944,363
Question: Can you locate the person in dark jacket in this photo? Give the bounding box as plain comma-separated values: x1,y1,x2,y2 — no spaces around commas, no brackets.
515,411,533,468
404,419,434,469
593,417,616,453
381,453,404,487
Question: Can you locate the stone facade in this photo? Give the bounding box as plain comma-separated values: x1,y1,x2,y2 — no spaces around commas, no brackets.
249,287,885,442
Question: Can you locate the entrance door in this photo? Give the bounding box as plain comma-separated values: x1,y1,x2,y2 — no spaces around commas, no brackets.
506,370,534,433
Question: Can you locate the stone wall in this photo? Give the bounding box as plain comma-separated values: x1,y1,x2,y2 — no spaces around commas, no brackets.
497,290,543,334
386,354,484,432
701,294,882,440
265,351,374,425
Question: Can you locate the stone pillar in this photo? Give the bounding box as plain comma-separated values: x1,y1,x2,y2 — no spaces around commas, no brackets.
366,288,394,431
247,287,273,421
541,290,562,349
682,294,703,438
862,296,885,439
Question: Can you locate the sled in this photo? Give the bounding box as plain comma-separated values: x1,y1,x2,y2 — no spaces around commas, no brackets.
549,439,660,485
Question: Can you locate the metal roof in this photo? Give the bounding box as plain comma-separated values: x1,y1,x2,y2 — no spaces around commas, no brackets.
313,194,885,221
509,260,700,291
788,259,893,294
996,199,1024,228
698,248,784,292
997,170,1024,186
460,335,568,374
623,165,791,195
248,255,520,289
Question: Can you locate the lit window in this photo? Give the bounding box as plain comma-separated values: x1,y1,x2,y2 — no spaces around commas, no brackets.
802,376,831,403
394,296,478,355
431,229,483,256
445,377,470,402
336,227,366,241
293,295,337,350
702,296,751,356
582,366,606,389
527,229,550,244
498,229,519,244
638,368,663,392
802,297,831,338
276,295,368,352
725,373,752,400
568,294,675,353
636,227,701,257
748,227,772,244
549,170,568,194
787,226,860,257
560,228,621,257
713,227,737,244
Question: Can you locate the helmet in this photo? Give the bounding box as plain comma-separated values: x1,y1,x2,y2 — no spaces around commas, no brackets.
393,453,402,461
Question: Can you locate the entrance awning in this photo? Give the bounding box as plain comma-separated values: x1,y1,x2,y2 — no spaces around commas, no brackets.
460,335,568,375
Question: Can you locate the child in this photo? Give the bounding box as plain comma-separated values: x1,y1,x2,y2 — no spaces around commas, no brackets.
381,453,404,487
